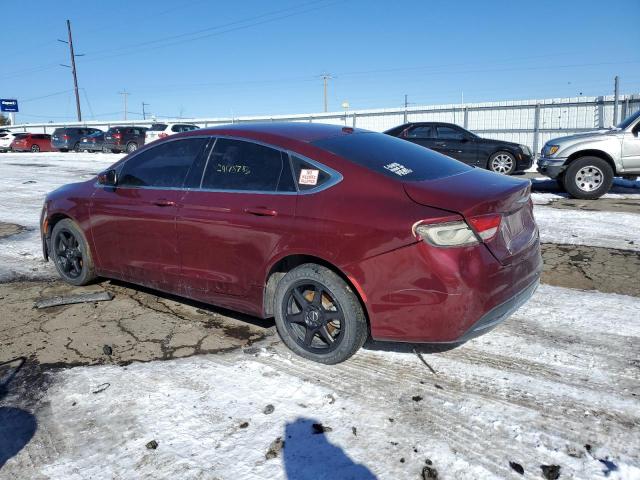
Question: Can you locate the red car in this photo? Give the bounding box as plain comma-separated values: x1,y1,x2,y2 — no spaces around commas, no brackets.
11,133,54,152
41,123,541,364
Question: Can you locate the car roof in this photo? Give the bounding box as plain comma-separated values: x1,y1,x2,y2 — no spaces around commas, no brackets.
190,122,369,144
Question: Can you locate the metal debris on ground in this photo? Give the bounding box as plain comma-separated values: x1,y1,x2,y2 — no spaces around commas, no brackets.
34,291,114,309
92,383,110,394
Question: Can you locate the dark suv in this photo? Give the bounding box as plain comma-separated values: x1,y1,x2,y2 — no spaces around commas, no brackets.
385,122,533,175
52,127,103,152
102,126,147,153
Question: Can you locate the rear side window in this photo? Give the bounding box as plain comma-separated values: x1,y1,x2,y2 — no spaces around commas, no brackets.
290,155,330,191
201,138,292,192
119,138,208,188
149,124,168,131
436,126,465,140
406,126,434,139
312,132,470,181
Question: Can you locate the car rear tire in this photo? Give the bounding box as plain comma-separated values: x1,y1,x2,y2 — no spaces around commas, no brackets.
564,156,613,200
488,151,516,175
50,219,96,286
31,145,40,153
59,148,68,152
126,142,138,153
73,142,80,152
274,264,368,364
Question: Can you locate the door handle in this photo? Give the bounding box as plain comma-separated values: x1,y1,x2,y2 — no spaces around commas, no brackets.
244,207,278,216
153,199,176,207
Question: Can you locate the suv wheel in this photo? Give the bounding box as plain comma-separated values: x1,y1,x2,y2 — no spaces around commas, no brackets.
126,142,138,153
274,264,368,364
564,156,613,200
488,151,516,175
31,144,40,152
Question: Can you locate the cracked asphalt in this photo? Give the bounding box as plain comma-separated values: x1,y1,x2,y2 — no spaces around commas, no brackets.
0,279,272,368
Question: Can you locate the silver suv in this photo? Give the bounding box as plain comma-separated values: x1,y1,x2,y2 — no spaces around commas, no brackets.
538,109,640,199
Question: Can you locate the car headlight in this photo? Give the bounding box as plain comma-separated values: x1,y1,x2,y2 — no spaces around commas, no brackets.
547,145,560,156
519,144,531,155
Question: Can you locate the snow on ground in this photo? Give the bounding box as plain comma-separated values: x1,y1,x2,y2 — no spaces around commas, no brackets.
534,206,640,251
0,152,639,283
3,284,639,479
0,152,123,281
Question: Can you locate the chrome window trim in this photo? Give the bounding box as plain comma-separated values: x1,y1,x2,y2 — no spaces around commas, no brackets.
96,134,343,196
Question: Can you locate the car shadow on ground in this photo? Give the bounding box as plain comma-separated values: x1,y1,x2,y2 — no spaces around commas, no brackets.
105,278,276,331
0,358,37,470
283,417,377,480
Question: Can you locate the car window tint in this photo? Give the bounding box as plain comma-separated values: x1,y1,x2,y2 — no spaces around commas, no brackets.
171,125,181,132
290,155,330,191
312,132,470,181
201,138,287,192
437,126,465,140
119,138,208,188
406,126,434,139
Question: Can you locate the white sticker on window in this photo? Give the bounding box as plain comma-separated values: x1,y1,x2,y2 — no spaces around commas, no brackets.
299,169,320,185
384,162,413,176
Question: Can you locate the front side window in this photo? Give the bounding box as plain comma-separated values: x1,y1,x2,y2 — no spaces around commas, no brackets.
118,138,208,188
201,138,292,192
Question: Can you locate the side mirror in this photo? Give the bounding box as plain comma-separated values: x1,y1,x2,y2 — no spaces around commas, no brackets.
97,169,117,186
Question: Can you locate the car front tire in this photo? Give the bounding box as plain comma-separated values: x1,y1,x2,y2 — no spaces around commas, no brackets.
488,151,516,175
274,264,368,364
564,156,613,200
50,219,96,286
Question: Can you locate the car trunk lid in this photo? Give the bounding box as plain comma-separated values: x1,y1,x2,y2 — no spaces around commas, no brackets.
403,168,537,264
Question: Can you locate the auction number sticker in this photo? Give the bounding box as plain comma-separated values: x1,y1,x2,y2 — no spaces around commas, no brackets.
384,162,413,176
299,169,320,185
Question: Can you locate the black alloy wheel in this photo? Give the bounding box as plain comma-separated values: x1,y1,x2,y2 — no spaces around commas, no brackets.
283,280,345,354
274,264,368,364
50,219,96,285
53,228,84,280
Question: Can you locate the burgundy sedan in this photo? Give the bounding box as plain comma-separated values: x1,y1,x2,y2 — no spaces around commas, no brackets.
41,123,542,364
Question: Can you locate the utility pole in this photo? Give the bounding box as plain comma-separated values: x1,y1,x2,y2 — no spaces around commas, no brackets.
118,90,130,120
320,73,333,112
613,75,620,125
404,94,408,123
58,20,83,122
142,102,150,120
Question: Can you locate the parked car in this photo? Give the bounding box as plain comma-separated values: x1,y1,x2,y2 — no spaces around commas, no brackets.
102,126,147,153
79,131,105,153
11,133,54,152
51,127,103,152
385,122,533,175
145,123,199,144
538,109,640,199
41,123,541,364
0,131,17,152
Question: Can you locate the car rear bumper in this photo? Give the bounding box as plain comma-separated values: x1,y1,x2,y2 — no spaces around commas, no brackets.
79,143,102,151
537,157,567,178
346,235,542,343
52,141,73,149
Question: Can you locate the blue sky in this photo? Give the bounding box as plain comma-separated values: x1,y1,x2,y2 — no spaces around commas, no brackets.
2,0,639,122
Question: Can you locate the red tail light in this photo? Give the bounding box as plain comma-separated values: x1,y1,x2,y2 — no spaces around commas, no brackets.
113,133,122,142
62,135,70,140
467,214,502,241
158,132,168,138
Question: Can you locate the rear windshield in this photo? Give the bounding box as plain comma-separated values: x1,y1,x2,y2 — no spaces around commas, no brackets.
13,133,27,139
149,124,168,131
312,132,471,181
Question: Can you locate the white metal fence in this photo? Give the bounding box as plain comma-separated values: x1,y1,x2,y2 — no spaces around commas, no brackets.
5,94,640,156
